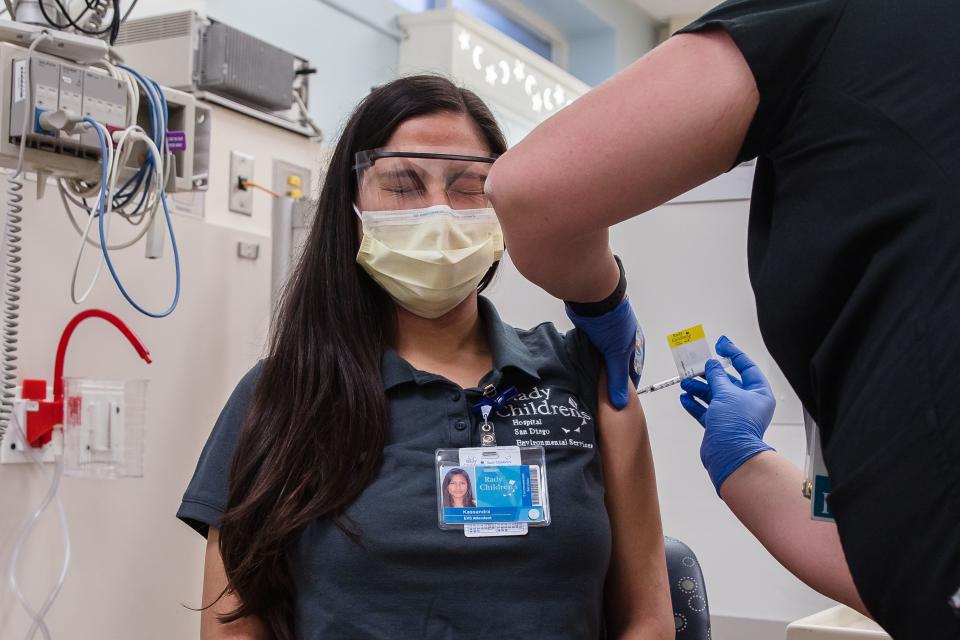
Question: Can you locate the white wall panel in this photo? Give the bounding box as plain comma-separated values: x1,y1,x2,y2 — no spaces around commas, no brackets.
0,104,318,640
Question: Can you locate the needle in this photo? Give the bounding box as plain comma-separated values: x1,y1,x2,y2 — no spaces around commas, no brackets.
637,376,683,395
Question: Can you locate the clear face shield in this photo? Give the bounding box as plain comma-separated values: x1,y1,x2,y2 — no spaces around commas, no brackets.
353,147,497,213
351,147,504,319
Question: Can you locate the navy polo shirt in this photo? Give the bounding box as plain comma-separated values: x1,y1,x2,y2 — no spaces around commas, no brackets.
178,297,612,638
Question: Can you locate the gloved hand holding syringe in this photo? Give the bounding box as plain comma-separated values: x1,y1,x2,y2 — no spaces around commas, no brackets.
636,325,731,395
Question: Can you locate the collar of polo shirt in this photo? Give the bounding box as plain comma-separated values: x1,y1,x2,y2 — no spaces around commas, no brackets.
380,297,541,390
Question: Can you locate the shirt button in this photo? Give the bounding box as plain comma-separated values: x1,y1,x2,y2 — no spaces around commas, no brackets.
451,390,462,402
454,420,467,431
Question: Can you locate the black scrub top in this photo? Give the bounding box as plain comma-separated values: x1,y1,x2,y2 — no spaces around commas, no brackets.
177,297,613,639
678,0,960,438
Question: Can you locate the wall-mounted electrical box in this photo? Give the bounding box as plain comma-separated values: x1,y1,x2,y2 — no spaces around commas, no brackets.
125,84,204,193
115,11,316,138
0,41,208,192
2,42,124,178
192,102,212,190
273,160,311,259
9,56,127,153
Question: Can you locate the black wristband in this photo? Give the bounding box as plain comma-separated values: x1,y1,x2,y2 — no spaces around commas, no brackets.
565,255,626,317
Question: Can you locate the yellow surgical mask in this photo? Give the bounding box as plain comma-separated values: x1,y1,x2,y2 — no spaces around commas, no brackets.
355,204,504,319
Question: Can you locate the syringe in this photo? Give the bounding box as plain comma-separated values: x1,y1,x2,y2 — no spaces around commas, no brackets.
636,358,732,395
636,376,684,395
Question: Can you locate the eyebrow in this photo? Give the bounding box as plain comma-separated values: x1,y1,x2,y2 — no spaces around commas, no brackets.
375,166,426,189
445,169,488,189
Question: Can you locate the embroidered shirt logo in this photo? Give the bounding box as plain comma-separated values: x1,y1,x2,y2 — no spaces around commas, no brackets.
495,386,594,449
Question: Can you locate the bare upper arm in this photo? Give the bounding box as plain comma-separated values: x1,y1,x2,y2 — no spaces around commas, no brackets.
596,377,674,639
201,528,268,640
488,29,758,242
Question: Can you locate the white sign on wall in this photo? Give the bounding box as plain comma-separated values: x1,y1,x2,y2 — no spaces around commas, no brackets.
398,9,590,144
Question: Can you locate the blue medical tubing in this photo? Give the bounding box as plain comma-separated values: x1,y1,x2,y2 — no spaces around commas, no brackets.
151,78,168,140
85,114,181,318
118,66,160,138
113,169,152,216
112,163,150,212
87,121,110,227
118,65,167,153
113,65,167,214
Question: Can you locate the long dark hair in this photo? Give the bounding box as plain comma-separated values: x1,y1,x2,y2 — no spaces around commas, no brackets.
216,75,507,638
442,468,477,508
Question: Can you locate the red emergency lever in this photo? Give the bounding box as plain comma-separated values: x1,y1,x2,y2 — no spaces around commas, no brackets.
23,309,151,448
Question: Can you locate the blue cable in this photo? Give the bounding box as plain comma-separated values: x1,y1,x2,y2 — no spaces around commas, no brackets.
85,114,181,318
129,171,153,215
115,167,145,198
112,162,147,208
113,166,150,212
119,66,167,152
88,119,110,226
110,67,157,213
117,68,163,208
151,79,168,140
118,65,160,139
112,169,152,217
111,67,169,221
97,67,180,315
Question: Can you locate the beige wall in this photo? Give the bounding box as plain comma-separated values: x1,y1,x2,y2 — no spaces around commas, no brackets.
0,104,320,639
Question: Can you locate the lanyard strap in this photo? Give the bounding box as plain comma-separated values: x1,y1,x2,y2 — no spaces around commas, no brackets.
471,384,518,447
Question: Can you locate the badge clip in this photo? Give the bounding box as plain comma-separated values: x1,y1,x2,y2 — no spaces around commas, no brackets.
471,385,517,447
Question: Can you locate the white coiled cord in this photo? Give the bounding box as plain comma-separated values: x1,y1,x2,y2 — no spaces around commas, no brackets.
0,172,24,441
0,32,49,441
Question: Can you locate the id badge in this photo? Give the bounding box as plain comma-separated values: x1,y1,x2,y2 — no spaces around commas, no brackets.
803,408,834,522
436,446,550,534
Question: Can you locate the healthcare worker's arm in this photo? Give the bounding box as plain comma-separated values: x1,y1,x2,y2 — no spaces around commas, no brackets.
680,338,868,617
598,374,674,639
201,527,269,639
719,452,868,616
486,30,757,302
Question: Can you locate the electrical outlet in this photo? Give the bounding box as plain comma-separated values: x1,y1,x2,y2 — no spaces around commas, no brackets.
273,159,313,266
229,151,255,215
0,397,62,464
272,159,311,202
237,241,260,260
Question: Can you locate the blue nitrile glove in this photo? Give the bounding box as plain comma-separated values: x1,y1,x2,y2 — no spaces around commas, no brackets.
678,336,776,494
566,296,644,410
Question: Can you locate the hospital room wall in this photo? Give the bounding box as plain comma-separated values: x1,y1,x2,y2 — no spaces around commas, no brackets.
132,0,403,140
0,105,320,638
578,0,659,70
0,2,394,638
0,2,834,638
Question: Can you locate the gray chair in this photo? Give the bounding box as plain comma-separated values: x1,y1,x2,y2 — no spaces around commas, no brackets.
665,536,711,639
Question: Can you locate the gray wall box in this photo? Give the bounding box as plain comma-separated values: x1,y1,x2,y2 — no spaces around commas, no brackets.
115,11,314,137
198,22,295,112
